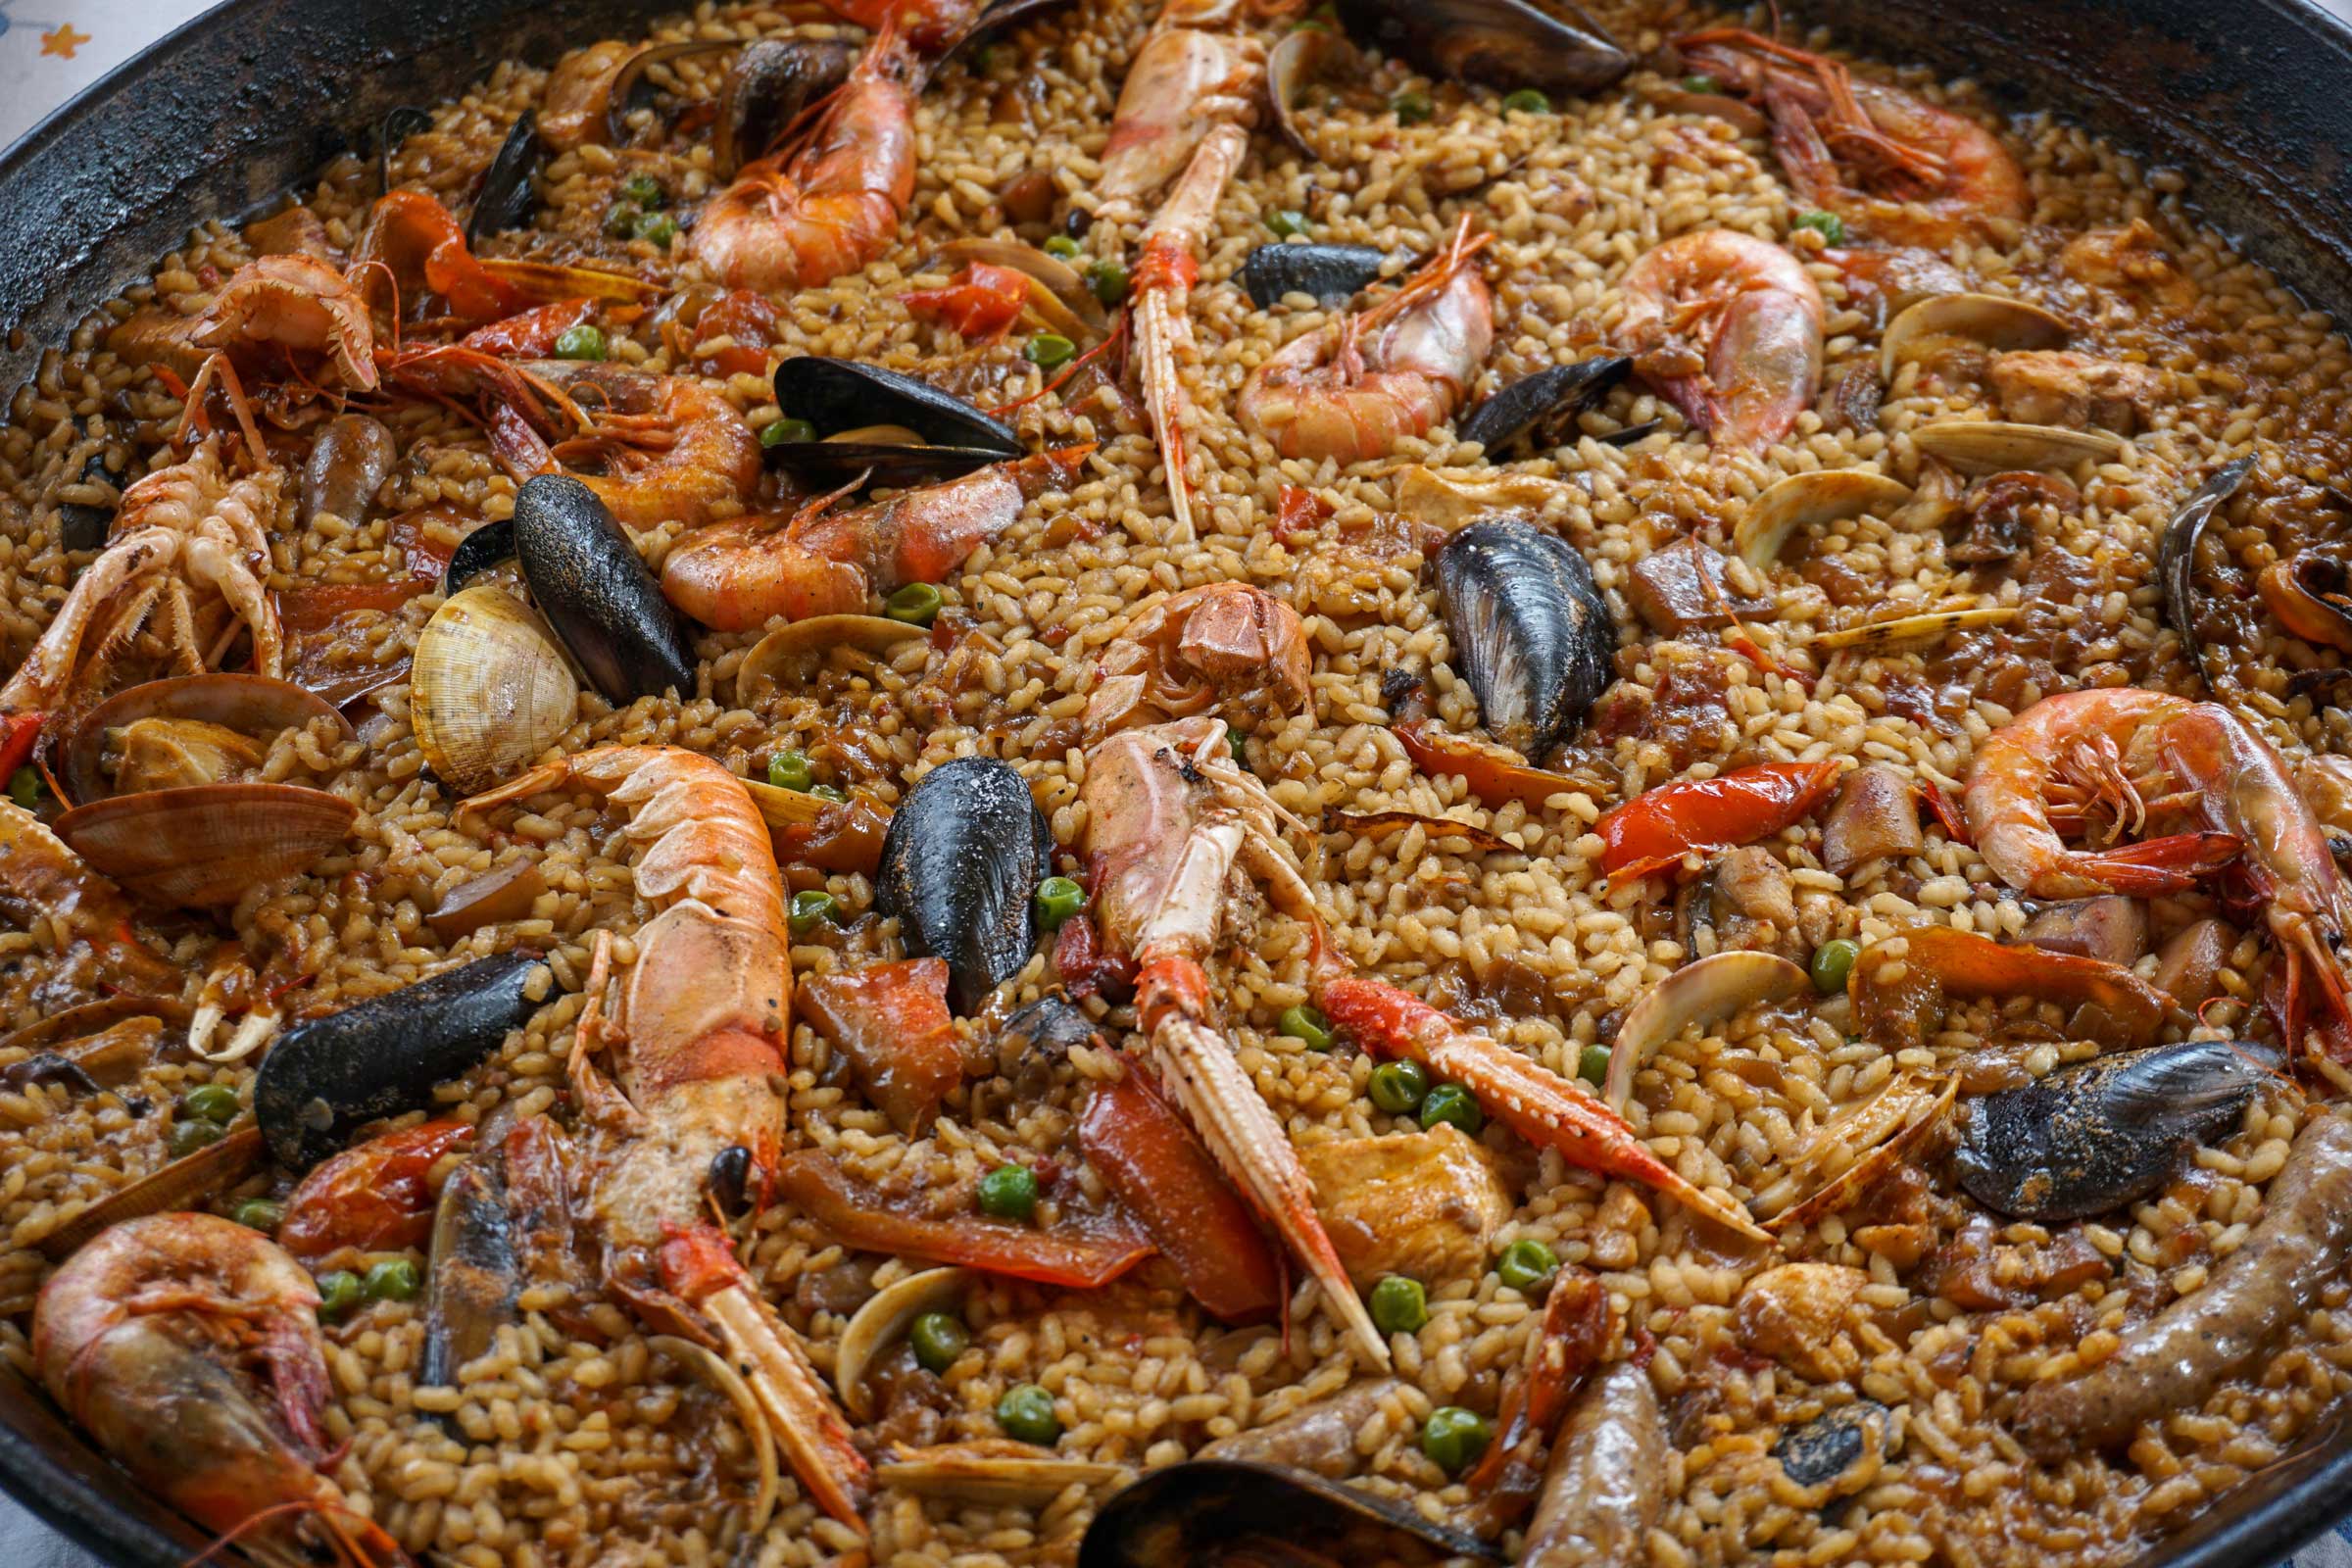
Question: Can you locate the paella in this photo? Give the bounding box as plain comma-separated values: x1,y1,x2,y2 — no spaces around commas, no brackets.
0,0,2349,1563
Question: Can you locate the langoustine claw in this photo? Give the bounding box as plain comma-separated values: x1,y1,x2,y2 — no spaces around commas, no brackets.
1130,122,1250,540
1096,0,1265,219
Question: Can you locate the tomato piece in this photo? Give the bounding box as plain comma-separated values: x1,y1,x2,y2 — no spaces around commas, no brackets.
1595,760,1841,880
1464,1267,1608,1528
277,1120,473,1258
693,289,783,378
902,262,1030,340
460,299,597,358
276,580,432,635
1272,483,1332,545
798,956,965,1135
386,507,463,581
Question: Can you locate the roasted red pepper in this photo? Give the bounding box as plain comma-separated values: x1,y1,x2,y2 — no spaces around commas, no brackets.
902,262,1031,340
1595,760,1841,881
798,956,966,1135
775,1149,1152,1289
1078,1071,1284,1325
1395,719,1587,810
1273,483,1332,545
693,289,783,378
278,1119,472,1259
277,580,432,635
1466,1267,1609,1532
459,298,596,358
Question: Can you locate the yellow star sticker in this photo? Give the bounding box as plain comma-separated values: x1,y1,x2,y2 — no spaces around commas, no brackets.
41,24,92,58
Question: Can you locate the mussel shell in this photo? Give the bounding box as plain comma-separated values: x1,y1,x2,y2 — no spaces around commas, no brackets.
444,517,517,594
1334,0,1629,94
1953,1038,2281,1222
379,105,434,195
717,37,860,174
768,439,1019,491
605,38,736,145
423,1145,520,1387
774,358,1022,455
1240,243,1391,310
412,586,581,796
62,673,353,806
1077,1459,1499,1567
59,447,123,555
54,782,356,907
36,1125,265,1261
2158,457,2254,696
466,110,543,250
934,0,1085,71
254,949,552,1170
1457,357,1632,455
513,474,697,702
1434,518,1613,760
877,757,1053,1014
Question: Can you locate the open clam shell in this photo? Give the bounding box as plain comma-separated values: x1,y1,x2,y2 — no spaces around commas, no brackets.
1267,24,1355,158
1910,420,2127,474
1813,605,2018,653
412,585,581,796
1332,0,1629,95
61,673,352,805
1604,951,1810,1111
1733,469,1913,570
880,1444,1128,1505
35,1124,264,1261
55,782,356,907
737,613,927,708
837,1265,973,1421
1879,292,2072,380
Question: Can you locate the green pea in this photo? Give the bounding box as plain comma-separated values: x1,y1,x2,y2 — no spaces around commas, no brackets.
1226,724,1250,770
1368,1059,1430,1114
767,751,813,792
1419,1083,1483,1136
808,783,848,803
1681,73,1722,94
910,1311,970,1373
232,1197,285,1232
1265,209,1310,239
602,203,639,239
1034,875,1086,931
6,768,39,810
996,1383,1061,1446
884,581,944,626
1085,259,1131,308
1045,235,1082,260
1278,1004,1334,1052
364,1257,422,1303
760,416,817,448
1025,333,1076,369
632,210,679,248
1501,88,1552,115
1577,1044,1611,1087
169,1118,224,1159
316,1269,365,1321
1792,210,1846,245
1495,1237,1558,1294
789,889,842,936
1420,1405,1492,1474
1392,90,1433,124
619,172,665,209
180,1083,241,1124
554,324,607,362
977,1162,1039,1222
1369,1274,1428,1336
1810,937,1861,996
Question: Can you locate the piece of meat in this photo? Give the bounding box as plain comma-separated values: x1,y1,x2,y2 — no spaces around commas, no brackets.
1625,536,1764,635
1520,1361,1666,1568
1198,1379,1406,1478
1822,763,1924,877
2057,220,2197,313
1711,846,1799,954
1298,1126,1512,1292
2022,897,2148,966
1988,350,2162,432
1733,1263,1873,1382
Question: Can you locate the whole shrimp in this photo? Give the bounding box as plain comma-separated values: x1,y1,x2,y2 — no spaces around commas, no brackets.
1677,29,2029,249
33,1212,409,1566
1235,217,1495,466
1083,580,1311,734
1965,689,2352,1056
1616,229,1824,451
489,360,763,531
1095,0,1266,219
459,747,867,1531
661,446,1090,630
690,25,917,293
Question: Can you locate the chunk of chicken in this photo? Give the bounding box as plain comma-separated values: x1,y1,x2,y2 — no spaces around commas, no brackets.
1988,350,2162,433
1298,1126,1512,1292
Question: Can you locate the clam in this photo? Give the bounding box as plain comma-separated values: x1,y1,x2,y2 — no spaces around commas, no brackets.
876,757,1054,1013
411,586,580,795
1332,0,1628,96
253,949,552,1169
1754,1072,1957,1232
1395,463,1576,525
2157,457,2253,695
1457,357,1633,457
1954,1038,2282,1222
716,37,860,175
1909,420,2127,474
61,673,352,805
836,1265,973,1420
302,413,398,527
1267,24,1355,158
1240,242,1394,310
466,110,543,249
2259,550,2352,655
36,1124,264,1261
1603,951,1810,1112
513,473,697,703
1078,1459,1498,1567
1733,469,1912,570
932,238,1108,340
1879,292,2072,380
770,358,1024,489
737,614,927,708
880,1444,1128,1505
1434,518,1613,760
1812,605,2018,654
55,783,356,907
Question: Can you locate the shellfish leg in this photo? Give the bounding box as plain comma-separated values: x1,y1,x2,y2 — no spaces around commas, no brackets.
1132,122,1247,543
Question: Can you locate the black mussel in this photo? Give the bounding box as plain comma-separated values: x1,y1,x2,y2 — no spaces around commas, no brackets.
1458,357,1633,456
2157,456,2253,696
934,0,1084,71
771,358,1024,490
466,110,544,251
423,1144,518,1389
1598,417,1664,447
1240,243,1392,310
1333,0,1629,95
715,37,860,175
1079,1459,1499,1567
379,105,435,195
444,517,517,594
513,474,698,701
1953,1038,2282,1223
58,446,124,555
253,949,551,1169
1772,1401,1891,1489
1435,518,1614,760
877,758,1053,1014
996,994,1102,1089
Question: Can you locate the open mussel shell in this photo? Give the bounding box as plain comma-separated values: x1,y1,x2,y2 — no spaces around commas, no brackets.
1434,518,1613,760
36,1124,265,1262
466,110,543,250
1733,469,1912,571
1910,420,2127,474
513,474,697,702
424,1137,520,1388
1953,1038,2282,1222
254,949,552,1169
2259,551,2352,654
934,0,1084,71
54,782,356,907
837,1266,972,1421
413,586,581,796
59,446,125,555
604,37,734,145
1078,1459,1499,1567
1879,292,2072,380
2158,457,2253,694
771,358,1024,489
378,105,434,195
1333,0,1628,95
1458,356,1632,456
61,673,352,805
877,757,1054,1013
1240,243,1392,310
716,36,860,175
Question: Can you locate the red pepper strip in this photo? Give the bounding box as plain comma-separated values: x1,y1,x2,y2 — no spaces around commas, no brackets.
798,956,965,1136
1078,1070,1285,1325
902,262,1031,340
276,580,433,635
386,509,462,581
1273,483,1332,545
693,289,783,378
1850,924,2172,1052
1466,1267,1609,1531
278,1119,473,1259
459,298,596,358
774,1149,1153,1289
1394,719,1587,811
1596,760,1841,882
